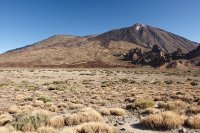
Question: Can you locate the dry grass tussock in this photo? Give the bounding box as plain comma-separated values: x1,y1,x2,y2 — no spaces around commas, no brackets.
61,122,116,133
0,126,17,133
37,126,57,133
0,113,13,126
99,108,110,116
142,108,160,115
108,108,125,116
141,111,185,129
13,110,52,132
165,100,187,110
48,115,65,128
8,106,20,114
135,99,154,109
185,105,200,115
48,105,59,112
157,100,188,111
65,107,103,126
187,114,200,129
98,107,125,116
0,127,9,133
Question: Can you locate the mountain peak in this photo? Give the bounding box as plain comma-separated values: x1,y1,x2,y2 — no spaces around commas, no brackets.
95,23,198,53
131,23,146,31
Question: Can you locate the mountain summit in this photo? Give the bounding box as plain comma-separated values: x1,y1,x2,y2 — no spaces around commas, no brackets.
94,23,198,53
0,23,199,68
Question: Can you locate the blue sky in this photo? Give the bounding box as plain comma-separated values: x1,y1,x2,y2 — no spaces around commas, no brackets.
0,0,200,53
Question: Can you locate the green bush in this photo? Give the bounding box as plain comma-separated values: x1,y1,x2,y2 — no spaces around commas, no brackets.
37,96,52,103
135,99,155,109
14,110,49,132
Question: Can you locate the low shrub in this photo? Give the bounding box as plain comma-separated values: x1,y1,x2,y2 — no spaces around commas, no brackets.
14,110,51,132
0,114,13,126
37,96,52,103
48,115,65,128
109,108,125,116
65,107,103,126
141,111,185,129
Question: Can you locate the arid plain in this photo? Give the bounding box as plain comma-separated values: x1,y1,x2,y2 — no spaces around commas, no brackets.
0,68,199,133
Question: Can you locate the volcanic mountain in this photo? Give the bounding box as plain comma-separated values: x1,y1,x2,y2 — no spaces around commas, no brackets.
94,23,198,53
0,23,198,68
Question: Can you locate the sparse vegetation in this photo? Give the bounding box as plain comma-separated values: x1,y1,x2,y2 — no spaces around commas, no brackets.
0,69,199,132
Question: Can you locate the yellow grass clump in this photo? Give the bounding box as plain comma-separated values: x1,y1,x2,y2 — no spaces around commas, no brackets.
8,106,20,114
157,101,167,109
185,105,200,115
142,108,160,115
45,102,53,107
158,100,187,110
141,111,185,129
10,131,23,133
57,102,68,108
109,108,125,116
33,100,45,107
49,105,59,112
15,95,24,101
0,125,16,133
187,114,200,129
0,114,13,126
0,127,9,133
37,126,57,133
61,122,116,133
65,107,103,126
68,104,84,110
48,115,65,128
99,108,110,116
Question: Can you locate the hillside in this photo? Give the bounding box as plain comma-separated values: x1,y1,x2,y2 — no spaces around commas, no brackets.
0,35,137,67
0,23,199,68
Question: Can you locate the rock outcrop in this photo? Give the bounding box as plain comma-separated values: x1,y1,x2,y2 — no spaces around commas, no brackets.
122,45,195,67
123,45,171,67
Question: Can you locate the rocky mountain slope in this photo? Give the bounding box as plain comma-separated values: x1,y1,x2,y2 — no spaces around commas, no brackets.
94,23,198,53
0,23,199,68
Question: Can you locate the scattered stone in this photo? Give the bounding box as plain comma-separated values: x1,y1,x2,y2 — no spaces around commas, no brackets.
117,120,124,125
125,104,135,110
114,123,118,126
178,127,186,133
